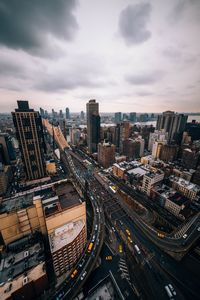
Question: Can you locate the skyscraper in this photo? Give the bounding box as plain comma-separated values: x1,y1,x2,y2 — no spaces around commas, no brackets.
12,100,46,180
129,112,136,122
156,111,188,143
86,99,100,153
66,107,70,119
114,112,122,123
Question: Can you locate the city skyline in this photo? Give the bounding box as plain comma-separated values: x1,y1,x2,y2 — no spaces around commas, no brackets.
0,0,200,113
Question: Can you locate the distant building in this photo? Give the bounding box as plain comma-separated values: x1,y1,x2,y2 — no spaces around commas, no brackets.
0,133,16,164
114,112,122,123
86,99,100,153
98,141,115,168
123,138,140,160
65,107,70,119
148,130,168,151
80,111,85,120
156,111,188,143
142,170,164,196
59,109,63,119
129,112,136,123
122,113,129,121
12,100,46,180
139,114,149,122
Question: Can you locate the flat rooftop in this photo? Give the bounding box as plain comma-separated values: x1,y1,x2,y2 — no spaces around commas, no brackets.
154,185,189,206
43,181,82,217
170,176,200,192
0,179,82,215
0,235,45,286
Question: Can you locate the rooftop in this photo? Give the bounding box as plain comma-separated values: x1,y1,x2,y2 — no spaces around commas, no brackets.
0,179,82,215
0,234,45,288
170,176,200,193
154,184,189,206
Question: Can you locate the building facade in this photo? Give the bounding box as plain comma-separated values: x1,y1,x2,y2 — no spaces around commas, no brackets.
156,111,188,143
12,100,46,180
86,99,100,153
98,141,116,168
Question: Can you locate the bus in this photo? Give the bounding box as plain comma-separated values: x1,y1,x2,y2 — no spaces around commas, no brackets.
87,242,93,253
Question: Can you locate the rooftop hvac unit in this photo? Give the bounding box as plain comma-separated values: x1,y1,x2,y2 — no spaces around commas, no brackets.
23,277,28,285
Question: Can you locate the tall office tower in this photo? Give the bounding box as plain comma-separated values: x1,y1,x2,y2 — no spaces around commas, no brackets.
156,111,188,143
40,107,45,118
59,109,63,119
12,100,46,180
122,138,140,160
80,110,85,120
129,112,136,123
114,112,122,123
86,99,100,153
66,107,70,119
148,130,168,151
98,141,116,168
0,133,16,164
114,121,130,153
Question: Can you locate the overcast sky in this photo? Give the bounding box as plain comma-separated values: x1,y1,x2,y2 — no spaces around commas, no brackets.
0,0,200,113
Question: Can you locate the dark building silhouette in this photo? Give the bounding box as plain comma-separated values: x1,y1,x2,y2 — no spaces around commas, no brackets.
66,107,70,119
185,120,200,141
0,133,16,164
12,100,46,180
86,99,100,153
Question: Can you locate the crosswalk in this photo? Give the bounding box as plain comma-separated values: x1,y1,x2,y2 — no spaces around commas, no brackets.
118,258,131,285
174,214,199,238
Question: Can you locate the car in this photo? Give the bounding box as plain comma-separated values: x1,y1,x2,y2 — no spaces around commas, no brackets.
71,269,78,278
105,256,112,261
183,234,188,239
80,271,87,280
197,227,200,232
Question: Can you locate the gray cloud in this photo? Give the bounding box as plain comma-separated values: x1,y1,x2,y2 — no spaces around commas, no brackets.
118,3,152,45
126,70,164,85
0,0,78,55
169,0,200,23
